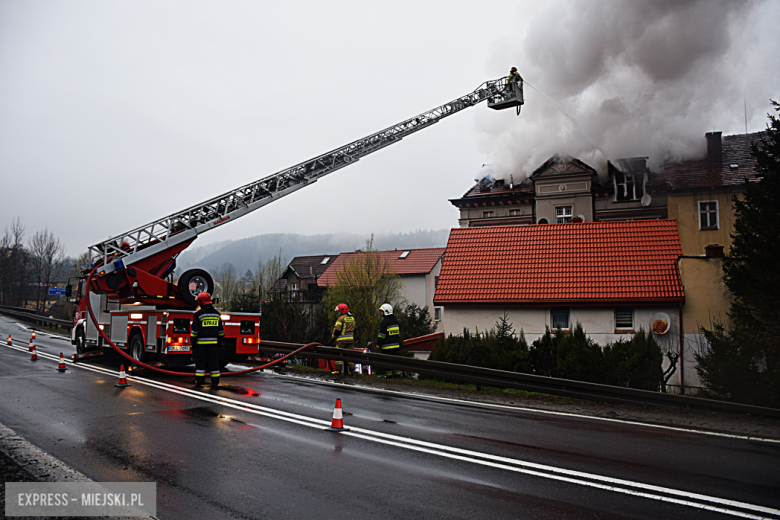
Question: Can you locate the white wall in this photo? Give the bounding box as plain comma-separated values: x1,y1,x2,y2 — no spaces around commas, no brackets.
441,304,682,370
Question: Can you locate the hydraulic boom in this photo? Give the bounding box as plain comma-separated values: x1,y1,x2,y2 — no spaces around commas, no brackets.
87,75,523,306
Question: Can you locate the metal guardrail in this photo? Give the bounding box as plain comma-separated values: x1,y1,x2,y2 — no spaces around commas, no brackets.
0,305,72,330
260,341,780,419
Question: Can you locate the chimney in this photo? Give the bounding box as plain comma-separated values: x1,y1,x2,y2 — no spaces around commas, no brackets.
705,132,722,161
705,244,724,259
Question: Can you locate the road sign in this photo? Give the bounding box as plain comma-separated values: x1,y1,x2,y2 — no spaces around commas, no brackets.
48,287,67,296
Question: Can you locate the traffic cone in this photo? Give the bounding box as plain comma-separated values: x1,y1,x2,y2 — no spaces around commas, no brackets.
114,365,130,387
325,398,349,431
29,344,37,361
31,330,36,341
28,338,34,351
56,353,67,372
6,335,11,346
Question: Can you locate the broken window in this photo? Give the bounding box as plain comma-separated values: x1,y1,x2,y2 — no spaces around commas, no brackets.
614,171,644,201
555,206,572,223
699,201,718,229
551,308,569,330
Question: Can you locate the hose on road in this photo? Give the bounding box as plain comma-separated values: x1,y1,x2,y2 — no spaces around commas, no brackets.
84,268,318,377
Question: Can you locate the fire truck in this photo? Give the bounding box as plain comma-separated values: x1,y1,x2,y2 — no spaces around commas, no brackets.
68,74,524,367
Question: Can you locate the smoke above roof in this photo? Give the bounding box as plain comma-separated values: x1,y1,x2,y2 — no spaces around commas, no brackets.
475,0,780,178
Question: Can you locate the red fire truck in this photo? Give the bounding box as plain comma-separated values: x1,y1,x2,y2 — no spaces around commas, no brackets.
67,74,523,367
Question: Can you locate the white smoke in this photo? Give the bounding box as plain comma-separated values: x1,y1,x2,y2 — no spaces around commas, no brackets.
475,0,780,178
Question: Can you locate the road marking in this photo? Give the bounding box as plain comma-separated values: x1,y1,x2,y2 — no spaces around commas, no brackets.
265,369,780,445
4,341,779,520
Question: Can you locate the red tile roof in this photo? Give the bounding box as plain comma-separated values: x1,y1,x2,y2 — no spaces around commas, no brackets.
434,220,684,305
318,247,446,287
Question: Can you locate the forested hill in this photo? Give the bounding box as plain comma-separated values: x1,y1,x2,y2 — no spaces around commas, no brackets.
177,230,451,274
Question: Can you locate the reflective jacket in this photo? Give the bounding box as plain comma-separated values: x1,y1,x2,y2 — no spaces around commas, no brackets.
377,314,401,349
332,313,356,343
191,304,224,346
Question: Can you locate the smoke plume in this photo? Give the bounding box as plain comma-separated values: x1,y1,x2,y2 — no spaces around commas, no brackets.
476,0,780,178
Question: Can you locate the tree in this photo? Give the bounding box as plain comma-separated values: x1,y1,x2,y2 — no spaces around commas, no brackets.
28,228,66,313
253,255,285,302
396,303,436,340
213,262,237,310
697,101,780,406
0,217,32,307
321,241,404,347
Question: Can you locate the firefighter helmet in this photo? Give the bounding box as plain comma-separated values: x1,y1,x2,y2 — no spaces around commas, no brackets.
335,303,349,315
510,66,517,72
379,303,393,316
196,292,213,305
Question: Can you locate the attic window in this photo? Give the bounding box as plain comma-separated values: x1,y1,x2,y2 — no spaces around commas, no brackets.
321,257,330,264
614,171,644,201
729,164,739,169
399,251,410,259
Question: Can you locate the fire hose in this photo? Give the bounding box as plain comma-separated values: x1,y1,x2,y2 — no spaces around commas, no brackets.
84,268,319,377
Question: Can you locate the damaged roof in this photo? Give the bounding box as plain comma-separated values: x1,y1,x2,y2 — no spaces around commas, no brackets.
657,131,766,191
283,255,336,280
434,220,684,305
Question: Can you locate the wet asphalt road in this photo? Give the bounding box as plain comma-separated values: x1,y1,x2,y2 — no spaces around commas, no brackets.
1,315,779,520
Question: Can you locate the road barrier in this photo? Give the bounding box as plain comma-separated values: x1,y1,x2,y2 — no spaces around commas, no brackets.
0,305,71,331
259,341,780,419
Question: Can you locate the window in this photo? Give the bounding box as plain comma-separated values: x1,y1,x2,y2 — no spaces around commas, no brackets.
434,307,442,322
509,209,521,216
290,282,299,291
614,172,644,201
699,201,719,229
555,206,572,223
615,307,633,329
321,257,330,264
483,211,494,218
399,251,410,259
551,308,569,330
434,275,439,287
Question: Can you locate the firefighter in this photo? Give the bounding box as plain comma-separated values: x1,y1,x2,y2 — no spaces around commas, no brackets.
330,303,356,375
507,66,521,96
191,291,224,388
377,303,402,378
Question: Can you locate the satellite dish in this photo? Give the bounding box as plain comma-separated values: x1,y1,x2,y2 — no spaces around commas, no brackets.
650,312,670,334
641,193,652,207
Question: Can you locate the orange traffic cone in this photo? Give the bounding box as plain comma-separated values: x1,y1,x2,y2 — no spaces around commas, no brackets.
325,398,349,431
29,344,37,361
115,365,130,387
6,334,11,346
56,353,67,372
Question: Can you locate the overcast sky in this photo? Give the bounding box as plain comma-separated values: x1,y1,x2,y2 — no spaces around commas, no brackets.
1,0,778,257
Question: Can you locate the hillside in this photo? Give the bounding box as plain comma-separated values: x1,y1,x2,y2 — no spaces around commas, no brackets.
177,230,451,275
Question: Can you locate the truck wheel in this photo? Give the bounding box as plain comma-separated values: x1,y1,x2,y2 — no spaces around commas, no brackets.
177,269,215,306
75,327,86,354
129,334,145,368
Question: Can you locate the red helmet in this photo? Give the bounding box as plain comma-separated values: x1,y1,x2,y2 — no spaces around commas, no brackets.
335,303,349,315
511,67,517,72
196,292,213,305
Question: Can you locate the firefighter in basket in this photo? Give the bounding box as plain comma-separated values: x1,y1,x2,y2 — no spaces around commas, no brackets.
377,303,402,378
191,292,224,388
330,303,356,375
506,66,521,96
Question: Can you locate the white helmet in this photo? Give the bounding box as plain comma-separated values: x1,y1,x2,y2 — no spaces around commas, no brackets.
379,303,393,316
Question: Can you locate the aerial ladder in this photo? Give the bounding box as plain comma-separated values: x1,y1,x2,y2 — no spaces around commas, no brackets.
83,74,524,308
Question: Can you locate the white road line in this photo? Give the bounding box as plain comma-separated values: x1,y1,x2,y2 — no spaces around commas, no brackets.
273,372,780,445
4,341,779,519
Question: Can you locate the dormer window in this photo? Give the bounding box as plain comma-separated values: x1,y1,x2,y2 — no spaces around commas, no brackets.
555,206,572,223
614,171,644,201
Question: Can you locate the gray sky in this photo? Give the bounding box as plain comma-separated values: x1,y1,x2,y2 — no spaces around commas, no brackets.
1,1,778,257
